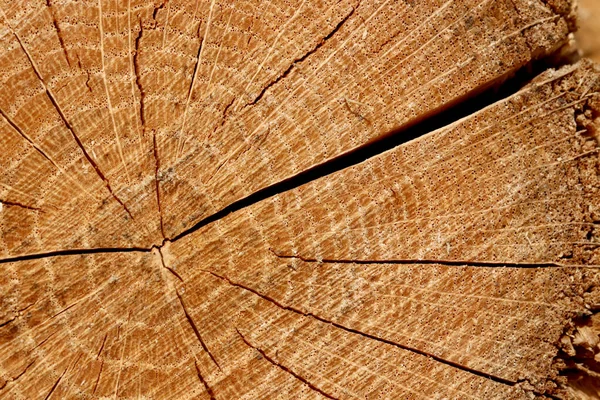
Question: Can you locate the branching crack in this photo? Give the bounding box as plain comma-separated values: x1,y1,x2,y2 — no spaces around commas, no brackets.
11,32,133,220
268,249,569,269
175,290,221,370
194,360,216,400
245,5,355,108
207,270,516,387
236,328,338,399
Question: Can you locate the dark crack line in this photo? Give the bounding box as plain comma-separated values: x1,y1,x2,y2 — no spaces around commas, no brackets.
175,290,221,370
43,366,67,400
11,32,133,220
170,54,566,243
134,21,146,128
45,0,71,67
245,5,355,108
236,328,339,399
207,270,517,387
207,97,236,144
0,107,57,168
157,246,182,282
0,360,35,392
49,302,78,321
0,200,41,212
96,333,108,359
194,360,216,400
92,360,103,395
0,247,150,265
269,249,567,269
153,133,166,239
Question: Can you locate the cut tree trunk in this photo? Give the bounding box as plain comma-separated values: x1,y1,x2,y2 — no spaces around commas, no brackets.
0,0,599,399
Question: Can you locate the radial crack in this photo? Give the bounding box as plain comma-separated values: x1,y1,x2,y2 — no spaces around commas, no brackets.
96,333,108,359
0,107,56,166
43,366,67,400
0,360,35,392
175,290,221,370
11,32,133,220
153,134,166,238
207,270,517,387
0,246,151,265
194,360,216,400
133,21,146,128
245,5,356,107
0,199,41,212
157,246,182,282
236,328,338,399
268,249,568,269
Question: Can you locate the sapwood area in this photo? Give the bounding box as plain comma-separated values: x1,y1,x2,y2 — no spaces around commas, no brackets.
0,0,599,399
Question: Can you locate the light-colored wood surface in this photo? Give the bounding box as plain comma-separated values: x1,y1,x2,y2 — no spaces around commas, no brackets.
0,1,598,399
577,0,600,62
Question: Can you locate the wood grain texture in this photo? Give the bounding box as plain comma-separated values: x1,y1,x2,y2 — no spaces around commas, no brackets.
0,0,599,399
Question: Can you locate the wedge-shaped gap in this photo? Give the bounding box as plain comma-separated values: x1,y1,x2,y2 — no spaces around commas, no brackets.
172,54,571,242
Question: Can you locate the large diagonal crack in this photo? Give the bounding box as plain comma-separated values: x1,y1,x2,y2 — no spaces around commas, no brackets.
244,4,356,108
171,54,570,242
268,249,574,269
11,32,133,220
206,269,517,387
236,328,338,399
175,290,221,370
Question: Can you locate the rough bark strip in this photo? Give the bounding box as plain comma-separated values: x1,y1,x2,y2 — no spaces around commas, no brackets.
175,290,221,370
207,270,517,387
236,328,339,400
